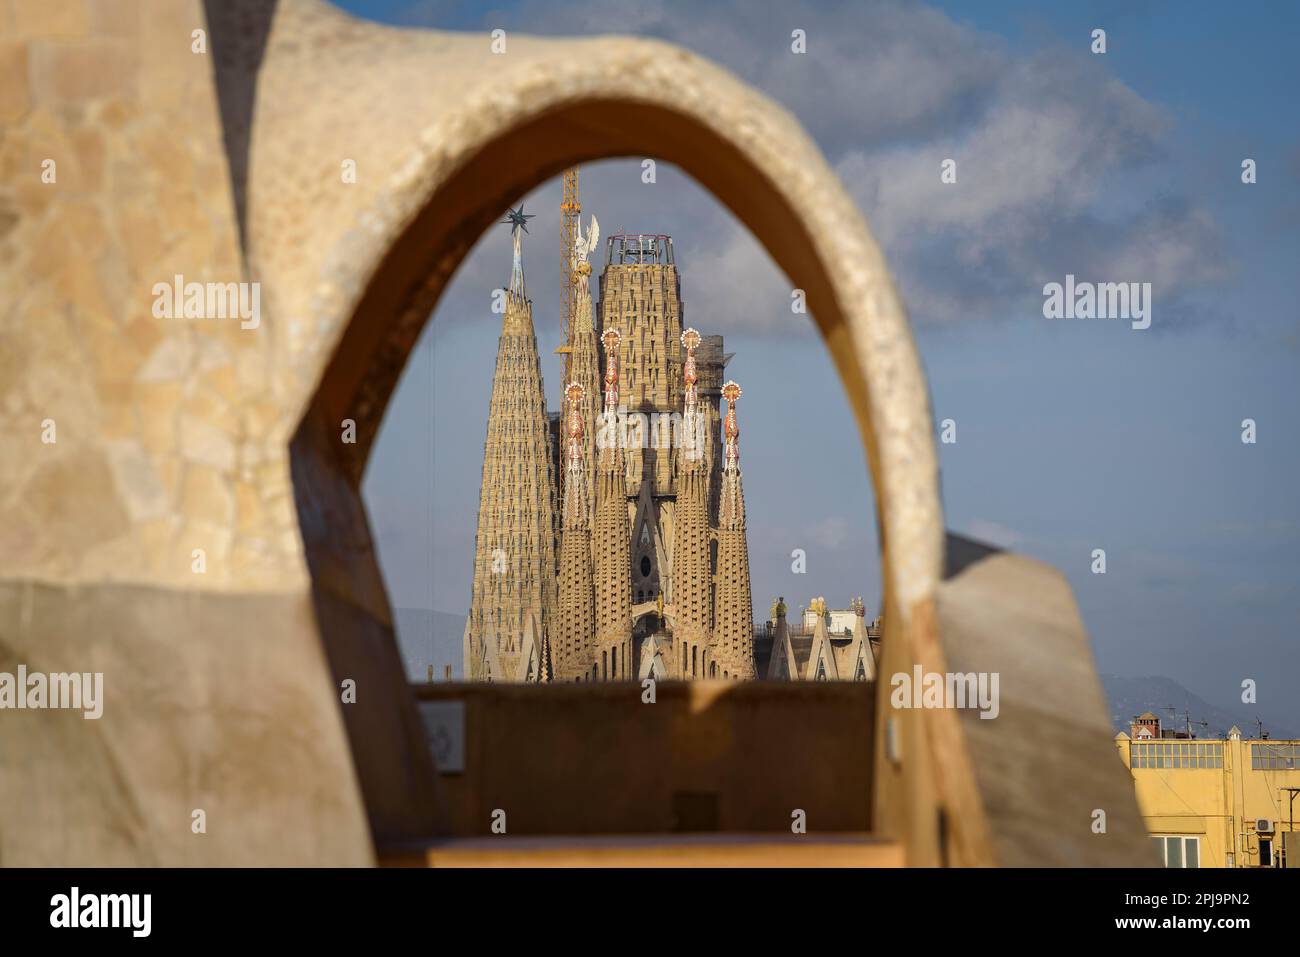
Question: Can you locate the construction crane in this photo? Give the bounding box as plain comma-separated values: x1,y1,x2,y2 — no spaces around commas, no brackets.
558,167,581,381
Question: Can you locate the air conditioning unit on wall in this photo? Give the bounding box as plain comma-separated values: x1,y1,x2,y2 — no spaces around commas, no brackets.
1256,819,1275,834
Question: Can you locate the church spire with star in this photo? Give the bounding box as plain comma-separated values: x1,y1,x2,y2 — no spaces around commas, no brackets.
463,208,558,682
505,204,533,302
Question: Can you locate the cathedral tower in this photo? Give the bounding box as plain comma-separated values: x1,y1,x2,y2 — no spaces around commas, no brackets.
599,235,682,611
565,215,602,519
671,328,713,678
593,328,633,679
599,234,683,499
554,383,596,681
463,207,559,682
710,380,756,679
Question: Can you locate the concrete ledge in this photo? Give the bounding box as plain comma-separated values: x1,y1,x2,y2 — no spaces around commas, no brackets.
381,832,901,868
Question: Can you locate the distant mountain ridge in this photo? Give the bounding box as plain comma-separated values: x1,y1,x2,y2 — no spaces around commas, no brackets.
1100,673,1298,740
393,607,465,682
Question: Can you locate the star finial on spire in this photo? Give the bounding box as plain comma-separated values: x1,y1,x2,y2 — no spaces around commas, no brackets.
504,204,533,298
504,204,534,235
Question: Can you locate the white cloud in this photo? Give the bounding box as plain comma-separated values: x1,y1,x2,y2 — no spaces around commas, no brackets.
417,0,1228,330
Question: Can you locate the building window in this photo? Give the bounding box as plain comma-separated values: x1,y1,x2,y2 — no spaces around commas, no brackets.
1251,743,1300,770
1260,839,1273,867
1131,742,1222,769
1152,835,1200,868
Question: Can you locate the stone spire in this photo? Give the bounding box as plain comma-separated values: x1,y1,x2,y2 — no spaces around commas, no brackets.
806,610,840,681
673,328,712,676
566,224,602,518
846,595,876,682
766,596,797,680
593,327,633,680
505,203,532,302
711,380,755,679
554,383,596,681
463,212,558,682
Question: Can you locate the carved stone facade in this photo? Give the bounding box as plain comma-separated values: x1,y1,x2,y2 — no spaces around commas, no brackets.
554,384,596,680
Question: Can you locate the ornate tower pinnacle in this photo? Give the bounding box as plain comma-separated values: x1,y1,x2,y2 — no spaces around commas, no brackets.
679,327,707,468
673,326,712,676
504,204,533,301
721,379,742,473
682,327,701,414
554,381,596,681
563,382,587,511
711,378,755,679
601,327,621,418
565,224,602,520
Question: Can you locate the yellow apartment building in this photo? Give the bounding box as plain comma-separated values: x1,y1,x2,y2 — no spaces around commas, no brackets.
1115,723,1300,868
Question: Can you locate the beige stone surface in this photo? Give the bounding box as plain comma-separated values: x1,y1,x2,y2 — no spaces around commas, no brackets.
936,540,1156,866
0,0,367,866
0,581,372,866
0,1,302,595
0,42,31,122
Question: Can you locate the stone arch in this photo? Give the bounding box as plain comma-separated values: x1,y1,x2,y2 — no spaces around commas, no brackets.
241,0,956,861
294,77,944,611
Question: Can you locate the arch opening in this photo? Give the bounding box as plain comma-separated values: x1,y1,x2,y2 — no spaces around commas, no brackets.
288,94,939,850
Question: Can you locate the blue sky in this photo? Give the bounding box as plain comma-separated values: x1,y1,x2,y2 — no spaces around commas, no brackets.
339,1,1299,728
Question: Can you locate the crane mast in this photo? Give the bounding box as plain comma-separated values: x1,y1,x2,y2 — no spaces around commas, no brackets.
560,167,581,379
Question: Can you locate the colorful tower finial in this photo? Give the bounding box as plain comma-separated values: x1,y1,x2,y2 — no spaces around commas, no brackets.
601,328,621,416
680,328,704,464
504,204,533,299
681,327,701,414
722,379,742,470
564,382,586,468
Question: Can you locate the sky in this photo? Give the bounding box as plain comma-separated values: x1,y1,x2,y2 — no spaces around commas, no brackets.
339,1,1300,728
